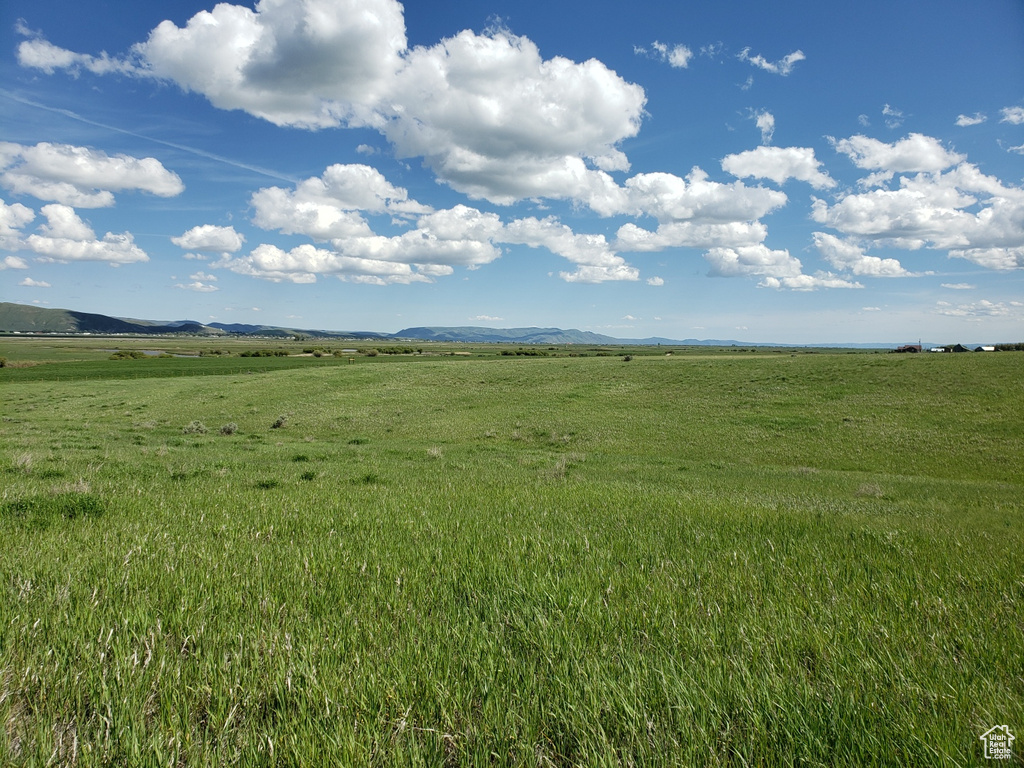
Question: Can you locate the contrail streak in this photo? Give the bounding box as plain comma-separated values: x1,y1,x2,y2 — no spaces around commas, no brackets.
0,89,298,184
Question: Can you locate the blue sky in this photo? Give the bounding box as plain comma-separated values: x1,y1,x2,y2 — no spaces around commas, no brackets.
1,0,1023,343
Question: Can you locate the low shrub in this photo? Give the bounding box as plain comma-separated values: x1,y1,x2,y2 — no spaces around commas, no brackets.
219,423,238,435
271,415,288,429
182,421,208,435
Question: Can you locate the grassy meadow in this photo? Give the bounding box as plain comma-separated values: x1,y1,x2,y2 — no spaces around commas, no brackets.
1,339,1022,766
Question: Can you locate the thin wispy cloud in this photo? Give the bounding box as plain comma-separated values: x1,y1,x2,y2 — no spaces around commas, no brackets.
635,41,693,69
0,90,297,183
738,47,805,75
955,113,986,127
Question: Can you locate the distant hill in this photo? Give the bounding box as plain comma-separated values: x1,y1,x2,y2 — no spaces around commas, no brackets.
207,322,381,339
392,326,623,345
0,302,221,335
0,302,918,347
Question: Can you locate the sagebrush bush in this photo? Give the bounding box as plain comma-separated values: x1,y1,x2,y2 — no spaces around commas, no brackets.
219,423,238,435
182,421,208,435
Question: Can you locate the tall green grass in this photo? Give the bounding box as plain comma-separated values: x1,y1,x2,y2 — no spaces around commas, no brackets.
1,351,1021,765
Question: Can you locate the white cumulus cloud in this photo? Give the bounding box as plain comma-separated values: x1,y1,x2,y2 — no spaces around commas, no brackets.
24,204,149,264
830,133,964,174
172,225,245,253
812,154,1024,266
503,216,638,283
19,3,646,209
385,28,645,205
0,142,183,208
0,198,35,249
722,146,835,190
812,232,913,276
250,164,429,241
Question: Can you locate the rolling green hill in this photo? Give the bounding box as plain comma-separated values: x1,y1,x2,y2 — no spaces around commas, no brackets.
0,302,220,335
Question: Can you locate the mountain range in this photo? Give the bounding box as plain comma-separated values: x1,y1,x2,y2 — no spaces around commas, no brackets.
0,302,903,347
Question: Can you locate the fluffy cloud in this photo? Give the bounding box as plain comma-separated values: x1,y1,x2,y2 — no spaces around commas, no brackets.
812,131,1024,274
704,243,861,290
704,244,803,278
503,216,637,283
24,204,148,264
948,247,1024,270
934,299,1023,318
812,155,1024,264
830,133,964,173
240,158,800,286
20,4,645,208
225,200,508,283
384,29,645,204
738,48,805,75
812,232,913,276
223,243,435,285
0,199,35,234
1,256,29,270
16,37,139,76
615,220,767,252
621,168,787,222
250,164,428,240
759,274,863,291
172,225,245,253
126,0,407,129
0,142,183,207
0,198,35,250
19,277,50,287
722,146,835,190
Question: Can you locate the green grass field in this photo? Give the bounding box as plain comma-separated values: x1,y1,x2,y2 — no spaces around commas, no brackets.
1,342,1022,766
